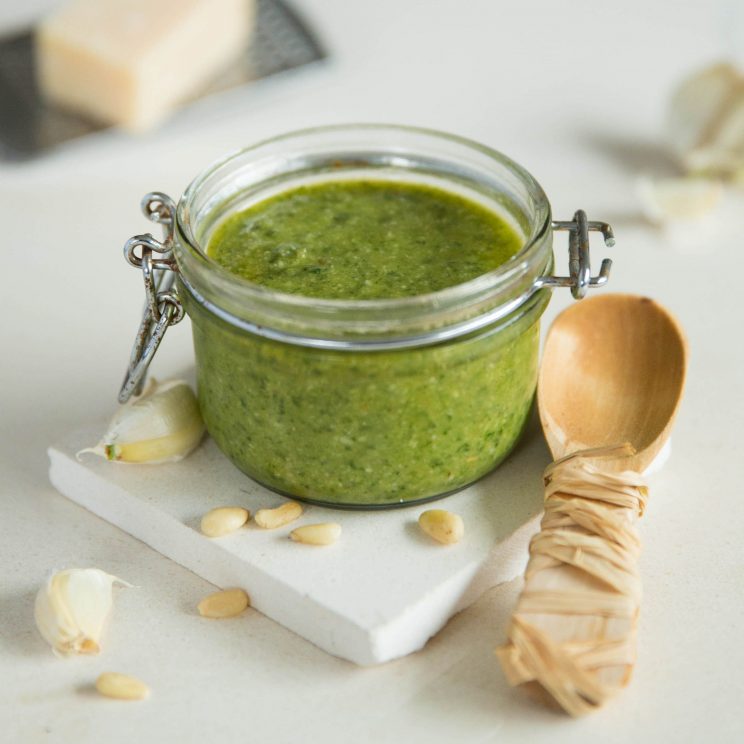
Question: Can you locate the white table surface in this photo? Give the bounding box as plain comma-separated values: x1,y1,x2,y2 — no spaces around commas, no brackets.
1,1,743,742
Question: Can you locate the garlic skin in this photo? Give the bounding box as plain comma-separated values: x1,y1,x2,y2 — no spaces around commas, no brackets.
637,176,722,224
82,379,205,464
667,63,744,177
34,569,128,656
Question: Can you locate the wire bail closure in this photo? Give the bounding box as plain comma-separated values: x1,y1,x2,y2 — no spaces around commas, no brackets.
536,210,615,299
118,192,184,403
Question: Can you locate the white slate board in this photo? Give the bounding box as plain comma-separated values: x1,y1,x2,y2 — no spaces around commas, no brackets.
48,418,551,666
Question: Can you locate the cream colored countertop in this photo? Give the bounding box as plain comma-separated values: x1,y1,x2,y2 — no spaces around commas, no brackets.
1,1,742,741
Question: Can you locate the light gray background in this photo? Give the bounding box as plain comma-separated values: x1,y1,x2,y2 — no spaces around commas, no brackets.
1,1,742,742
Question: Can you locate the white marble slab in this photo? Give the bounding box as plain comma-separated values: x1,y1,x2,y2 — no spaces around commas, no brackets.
48,418,550,665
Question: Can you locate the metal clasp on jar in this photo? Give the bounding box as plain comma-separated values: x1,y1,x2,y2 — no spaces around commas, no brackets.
119,192,184,403
536,210,615,300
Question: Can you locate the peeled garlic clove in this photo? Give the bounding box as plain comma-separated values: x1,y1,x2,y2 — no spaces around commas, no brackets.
637,176,722,223
34,568,129,656
667,63,744,176
81,379,204,464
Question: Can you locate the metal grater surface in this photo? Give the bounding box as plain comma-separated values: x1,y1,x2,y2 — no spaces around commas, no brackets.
0,0,326,160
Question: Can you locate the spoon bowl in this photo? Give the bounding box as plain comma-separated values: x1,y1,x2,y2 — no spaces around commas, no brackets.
539,294,687,470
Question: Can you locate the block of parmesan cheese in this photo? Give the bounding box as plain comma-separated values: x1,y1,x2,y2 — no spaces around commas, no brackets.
36,0,255,131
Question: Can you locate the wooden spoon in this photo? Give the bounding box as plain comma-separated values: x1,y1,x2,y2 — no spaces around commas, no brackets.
496,294,687,715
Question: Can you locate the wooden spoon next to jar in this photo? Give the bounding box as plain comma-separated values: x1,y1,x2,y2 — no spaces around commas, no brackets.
496,293,687,716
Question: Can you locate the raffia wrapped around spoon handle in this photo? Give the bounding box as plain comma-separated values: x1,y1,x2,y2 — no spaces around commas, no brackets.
496,444,648,717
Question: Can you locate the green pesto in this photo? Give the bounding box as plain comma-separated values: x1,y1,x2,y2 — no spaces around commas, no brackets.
190,179,543,507
186,292,542,506
206,180,522,299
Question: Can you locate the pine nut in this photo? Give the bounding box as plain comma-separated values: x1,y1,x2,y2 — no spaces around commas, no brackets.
254,501,303,529
197,588,250,618
289,523,341,546
418,509,464,545
95,672,150,701
200,507,249,537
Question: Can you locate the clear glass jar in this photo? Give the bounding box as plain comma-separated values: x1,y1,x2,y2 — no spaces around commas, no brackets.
120,125,614,508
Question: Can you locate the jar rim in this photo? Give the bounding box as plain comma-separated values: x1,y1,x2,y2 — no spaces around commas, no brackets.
174,123,553,343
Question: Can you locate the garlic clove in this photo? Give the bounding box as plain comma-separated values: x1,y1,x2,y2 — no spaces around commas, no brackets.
667,62,744,176
637,176,722,224
80,379,205,464
34,568,129,656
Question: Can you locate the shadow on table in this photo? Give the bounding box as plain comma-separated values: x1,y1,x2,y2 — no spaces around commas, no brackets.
0,588,48,658
580,131,679,178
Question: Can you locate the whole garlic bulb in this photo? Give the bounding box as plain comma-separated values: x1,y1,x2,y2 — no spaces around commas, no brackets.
667,62,744,177
81,379,205,464
34,569,129,656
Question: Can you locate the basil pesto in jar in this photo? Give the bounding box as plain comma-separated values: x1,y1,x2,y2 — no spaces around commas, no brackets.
192,178,538,505
207,180,522,299
118,125,615,508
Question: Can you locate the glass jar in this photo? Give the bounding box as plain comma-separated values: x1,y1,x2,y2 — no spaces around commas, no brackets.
119,124,614,508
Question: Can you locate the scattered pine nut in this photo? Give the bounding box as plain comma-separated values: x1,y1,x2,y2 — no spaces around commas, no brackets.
418,509,464,545
197,588,250,618
95,672,150,701
254,501,303,529
200,507,250,537
289,523,341,546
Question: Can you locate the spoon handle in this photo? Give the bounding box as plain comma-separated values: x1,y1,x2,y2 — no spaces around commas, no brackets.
496,445,648,716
